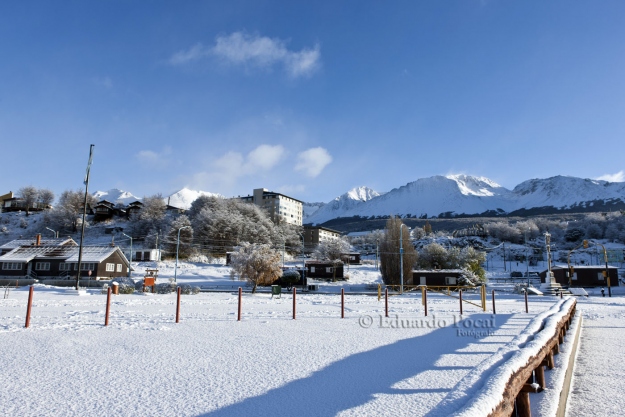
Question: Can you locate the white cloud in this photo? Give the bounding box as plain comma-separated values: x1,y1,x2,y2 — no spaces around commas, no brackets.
247,144,285,170
168,43,206,65
137,147,172,167
169,32,320,78
595,171,625,183
295,147,332,178
191,144,286,191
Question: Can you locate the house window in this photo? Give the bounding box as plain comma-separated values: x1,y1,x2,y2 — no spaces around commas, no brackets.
106,263,115,272
116,264,122,272
420,277,426,285
310,267,315,273
35,262,50,271
326,267,333,273
445,277,457,285
597,272,605,281
2,262,22,270
59,263,68,271
81,263,95,271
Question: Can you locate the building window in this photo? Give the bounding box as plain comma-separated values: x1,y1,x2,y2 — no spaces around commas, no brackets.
35,262,50,271
106,263,115,272
2,262,22,270
81,263,95,271
326,267,333,273
59,263,68,271
310,267,315,273
116,264,122,272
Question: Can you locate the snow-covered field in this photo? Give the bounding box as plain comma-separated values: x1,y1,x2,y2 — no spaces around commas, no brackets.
2,263,622,416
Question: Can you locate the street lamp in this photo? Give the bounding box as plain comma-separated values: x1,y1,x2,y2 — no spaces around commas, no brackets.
45,227,59,238
122,233,133,278
375,239,379,270
174,226,191,283
400,224,405,295
525,229,530,287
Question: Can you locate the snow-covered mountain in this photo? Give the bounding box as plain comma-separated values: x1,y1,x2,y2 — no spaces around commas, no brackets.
306,175,625,224
165,188,221,210
93,189,141,205
303,202,326,219
305,186,384,224
513,176,625,210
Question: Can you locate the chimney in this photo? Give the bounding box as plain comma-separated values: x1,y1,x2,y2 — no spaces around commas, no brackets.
111,237,115,247
36,233,41,246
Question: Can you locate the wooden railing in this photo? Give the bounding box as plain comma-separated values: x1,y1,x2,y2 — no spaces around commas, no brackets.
489,299,577,417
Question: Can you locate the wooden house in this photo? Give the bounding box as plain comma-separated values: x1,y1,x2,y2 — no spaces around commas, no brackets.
0,244,130,281
126,201,144,218
541,265,620,287
305,261,344,280
342,252,361,265
93,200,117,221
411,269,465,286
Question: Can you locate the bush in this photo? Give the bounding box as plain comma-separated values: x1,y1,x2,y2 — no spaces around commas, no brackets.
155,282,176,294
111,277,136,294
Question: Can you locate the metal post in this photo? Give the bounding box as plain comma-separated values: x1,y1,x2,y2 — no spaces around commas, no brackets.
459,289,463,315
525,290,529,313
175,226,191,283
24,286,34,328
400,224,404,295
46,227,58,238
423,287,428,316
105,286,111,326
492,290,496,314
175,286,181,323
297,232,306,289
375,239,379,270
341,288,345,319
122,233,133,278
238,287,242,321
292,287,296,320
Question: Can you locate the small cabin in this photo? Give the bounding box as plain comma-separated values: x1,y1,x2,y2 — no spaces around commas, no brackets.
411,269,465,286
541,265,620,287
341,252,361,265
306,262,344,280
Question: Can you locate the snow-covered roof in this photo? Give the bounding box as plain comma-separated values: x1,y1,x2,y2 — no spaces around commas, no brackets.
0,245,128,264
0,237,76,250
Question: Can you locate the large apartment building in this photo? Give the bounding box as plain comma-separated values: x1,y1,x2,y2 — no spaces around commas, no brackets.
240,188,303,226
303,225,341,252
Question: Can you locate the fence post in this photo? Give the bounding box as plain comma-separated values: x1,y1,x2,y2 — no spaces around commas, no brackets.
459,289,463,316
385,288,389,318
341,288,345,319
492,290,496,314
525,290,529,314
105,286,112,326
175,286,181,323
292,287,297,320
237,287,242,321
481,284,486,311
424,288,428,317
24,286,34,328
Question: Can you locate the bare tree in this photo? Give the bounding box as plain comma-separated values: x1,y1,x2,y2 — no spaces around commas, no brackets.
230,243,282,294
38,189,55,207
379,216,417,286
47,189,96,232
18,186,38,216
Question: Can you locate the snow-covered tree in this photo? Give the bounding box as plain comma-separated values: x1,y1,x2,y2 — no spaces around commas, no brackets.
313,237,351,263
165,215,193,258
18,186,38,216
46,189,96,232
230,243,282,293
129,194,167,238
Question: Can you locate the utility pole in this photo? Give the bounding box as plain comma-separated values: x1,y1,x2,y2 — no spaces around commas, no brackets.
76,144,94,291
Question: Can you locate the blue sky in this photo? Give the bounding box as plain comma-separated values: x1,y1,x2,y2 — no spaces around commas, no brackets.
1,1,624,203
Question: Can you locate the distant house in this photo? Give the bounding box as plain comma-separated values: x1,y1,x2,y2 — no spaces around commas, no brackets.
0,235,77,255
306,261,345,280
93,200,117,221
2,196,50,213
411,269,465,286
126,248,161,262
0,243,130,281
126,201,144,218
541,265,620,287
303,225,341,253
341,252,361,265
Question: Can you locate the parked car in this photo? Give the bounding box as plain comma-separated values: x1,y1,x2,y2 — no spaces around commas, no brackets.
523,272,540,277
510,271,523,278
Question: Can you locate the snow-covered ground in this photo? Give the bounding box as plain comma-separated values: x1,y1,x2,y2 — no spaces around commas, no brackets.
2,263,622,416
